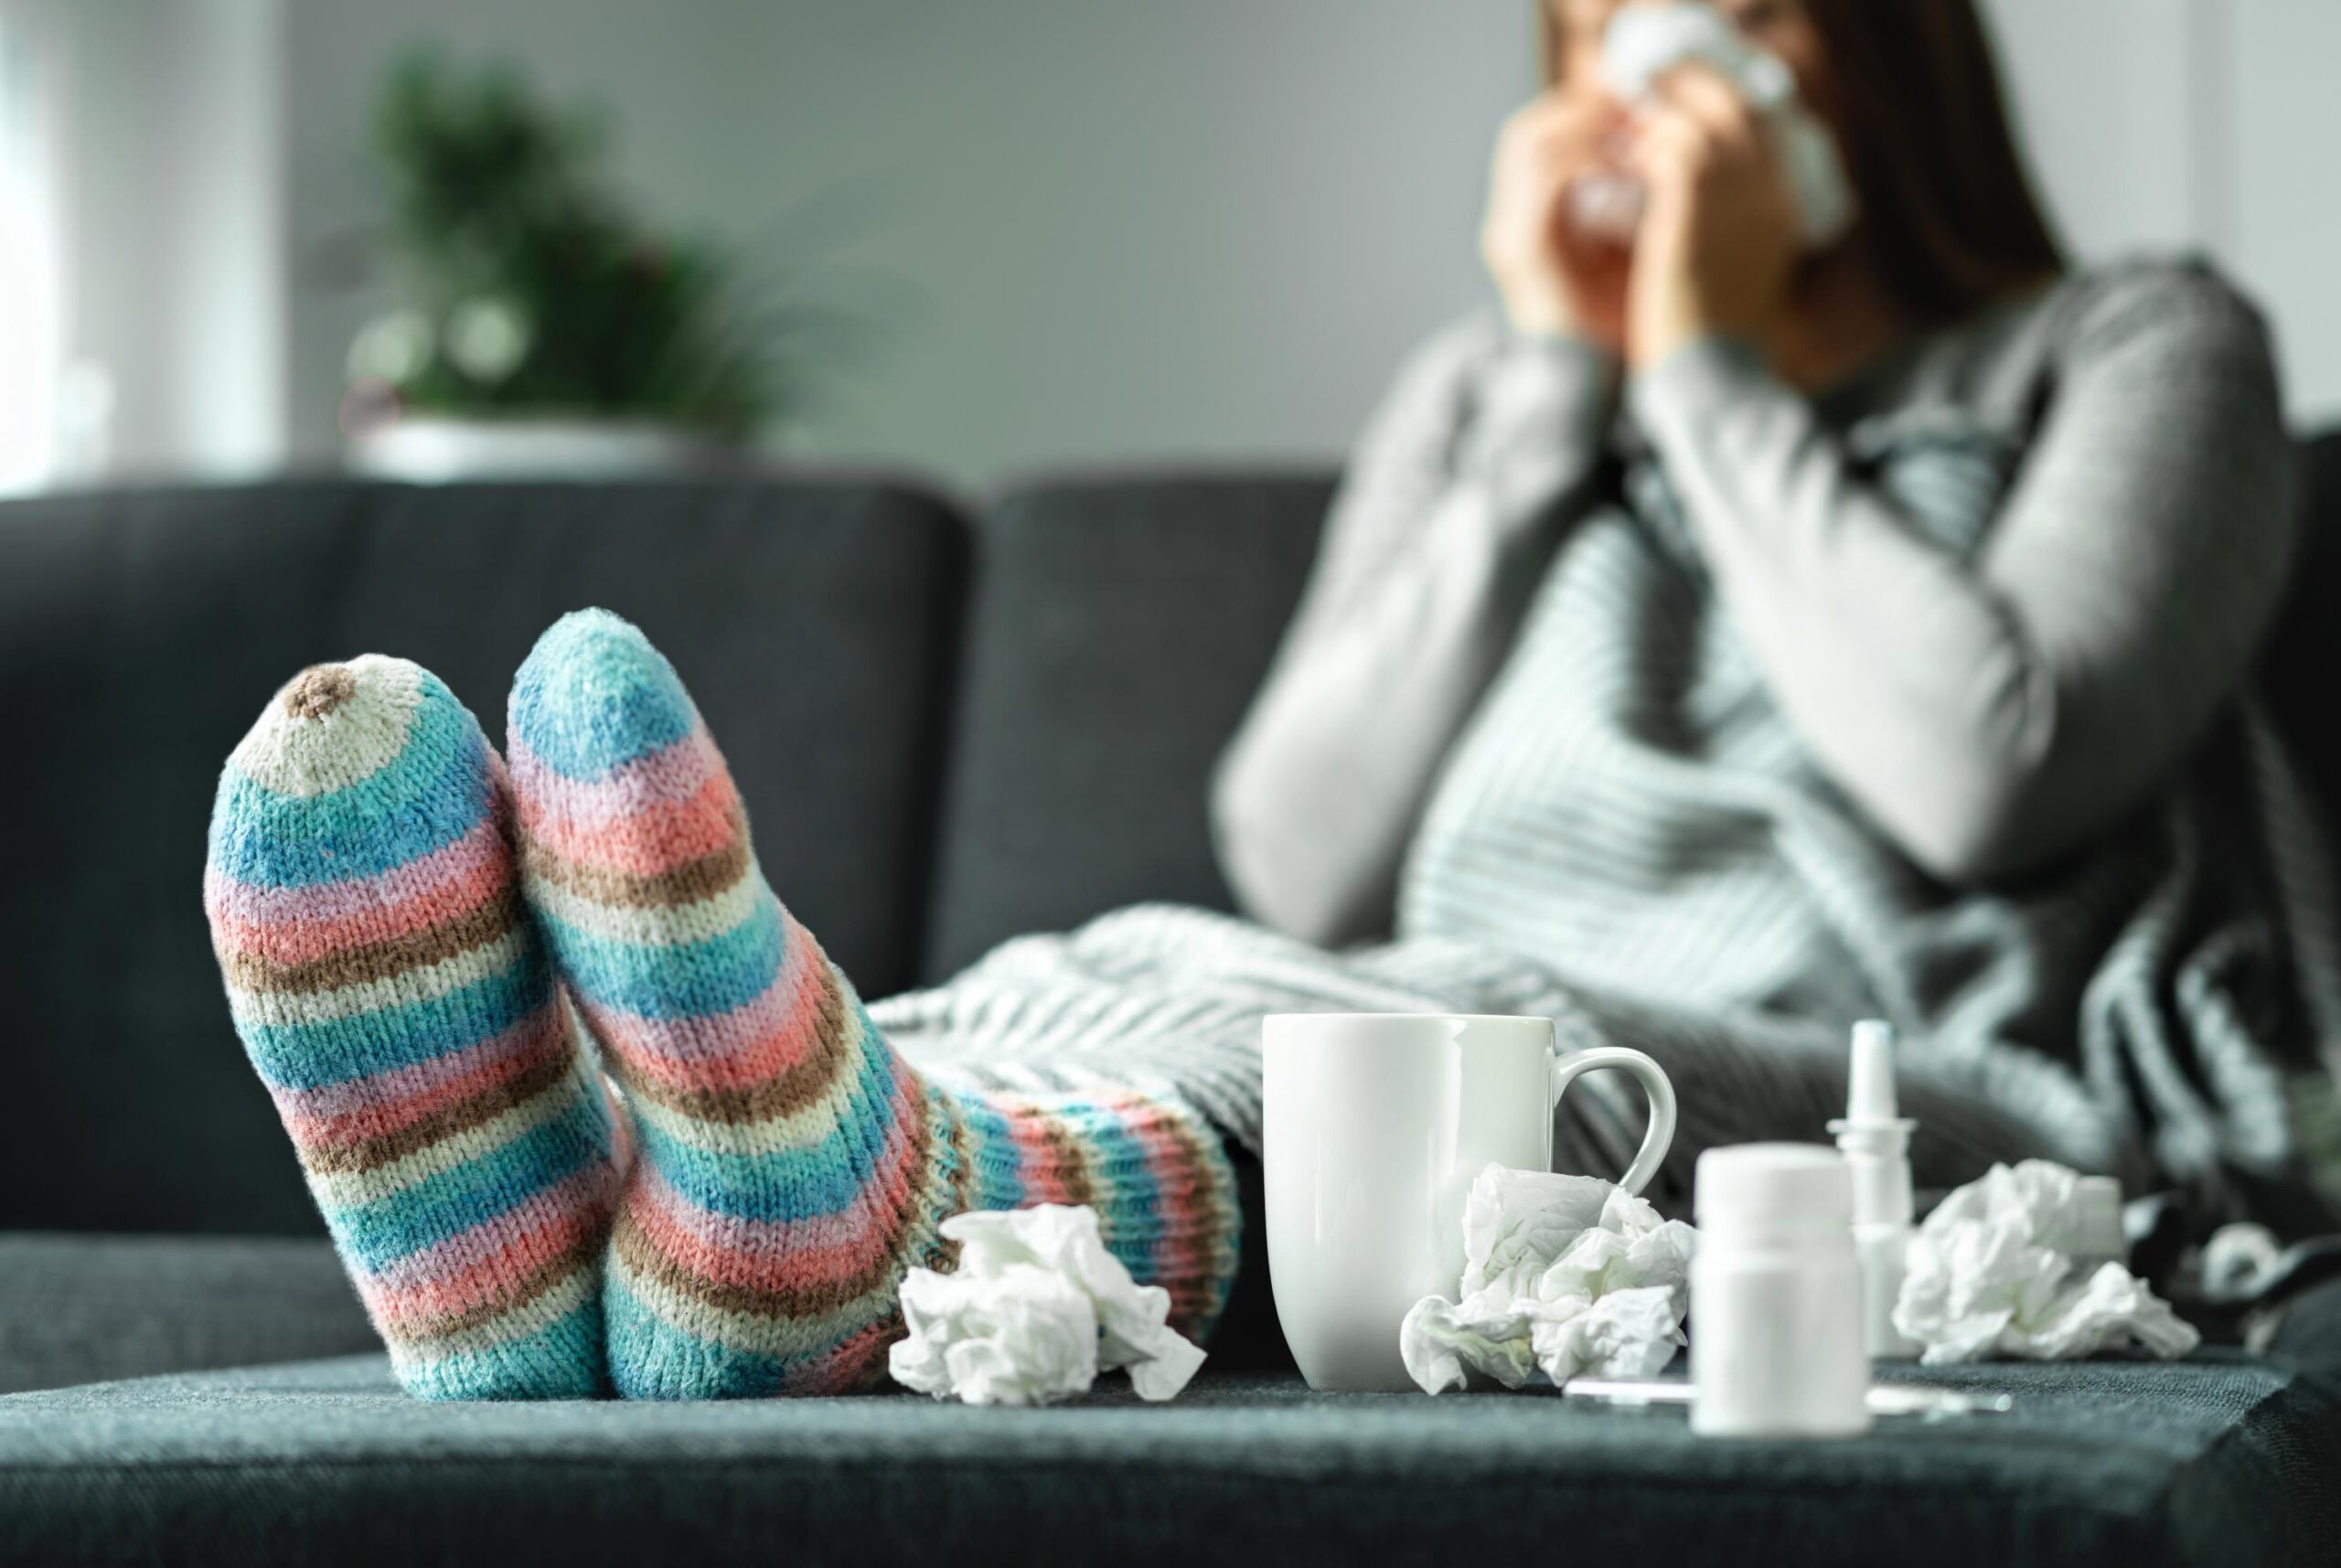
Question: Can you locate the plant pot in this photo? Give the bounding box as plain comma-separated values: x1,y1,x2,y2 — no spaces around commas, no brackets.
347,416,737,483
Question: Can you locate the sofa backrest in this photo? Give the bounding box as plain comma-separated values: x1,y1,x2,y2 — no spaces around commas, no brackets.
919,472,1331,981
0,478,966,1233
6,438,2338,1237
936,437,2341,987
2263,432,2341,826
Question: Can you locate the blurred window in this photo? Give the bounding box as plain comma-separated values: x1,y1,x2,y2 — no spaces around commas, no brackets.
0,18,60,495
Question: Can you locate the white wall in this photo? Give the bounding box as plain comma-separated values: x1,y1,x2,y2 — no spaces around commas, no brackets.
280,0,1534,485
1982,0,2341,423
16,0,285,485
29,1,2341,486
2228,0,2341,420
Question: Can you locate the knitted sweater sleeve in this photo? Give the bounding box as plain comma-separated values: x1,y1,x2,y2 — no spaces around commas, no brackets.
1210,313,1619,945
1628,262,2298,882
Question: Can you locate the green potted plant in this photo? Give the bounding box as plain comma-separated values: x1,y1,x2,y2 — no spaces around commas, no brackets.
343,52,848,479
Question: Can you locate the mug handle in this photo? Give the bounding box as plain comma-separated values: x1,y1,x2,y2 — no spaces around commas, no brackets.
1547,1047,1677,1197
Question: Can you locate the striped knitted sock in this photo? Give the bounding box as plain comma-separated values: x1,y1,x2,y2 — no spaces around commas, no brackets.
204,657,625,1400
508,609,1240,1399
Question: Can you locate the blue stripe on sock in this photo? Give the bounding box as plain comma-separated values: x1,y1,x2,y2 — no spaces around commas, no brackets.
508,612,696,780
241,954,551,1090
629,1032,908,1221
604,1270,892,1400
208,695,490,890
535,893,784,1021
332,1098,608,1269
402,1296,607,1401
1069,1102,1164,1284
954,1093,1025,1212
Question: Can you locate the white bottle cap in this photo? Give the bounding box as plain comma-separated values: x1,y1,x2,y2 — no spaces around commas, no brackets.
1695,1143,1854,1234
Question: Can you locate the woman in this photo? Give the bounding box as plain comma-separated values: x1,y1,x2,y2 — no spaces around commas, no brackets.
204,0,2332,1403
1212,0,2332,1200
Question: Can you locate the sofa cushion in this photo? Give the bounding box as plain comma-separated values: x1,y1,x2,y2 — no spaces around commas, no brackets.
0,479,967,1234
921,472,1333,982
4,1343,2336,1568
0,1234,375,1395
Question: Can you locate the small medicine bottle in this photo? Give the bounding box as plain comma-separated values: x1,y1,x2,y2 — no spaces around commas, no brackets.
1690,1143,1872,1438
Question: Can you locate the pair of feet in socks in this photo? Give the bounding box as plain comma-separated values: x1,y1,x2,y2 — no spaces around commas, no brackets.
204,609,1238,1400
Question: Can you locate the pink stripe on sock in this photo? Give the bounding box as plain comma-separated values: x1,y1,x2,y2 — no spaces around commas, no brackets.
212,853,510,972
795,1316,901,1392
1010,1107,1087,1206
516,764,742,878
507,726,720,835
205,816,506,947
273,999,570,1148
369,1183,609,1333
572,932,827,1095
1117,1094,1207,1297
366,1165,612,1298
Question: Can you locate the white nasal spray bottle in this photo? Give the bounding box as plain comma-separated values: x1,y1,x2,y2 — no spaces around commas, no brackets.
1827,1019,1919,1359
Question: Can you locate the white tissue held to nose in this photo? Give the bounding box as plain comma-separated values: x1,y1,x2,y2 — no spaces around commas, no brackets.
1599,0,1794,107
888,1203,1207,1406
1571,0,1858,249
1400,1164,1698,1396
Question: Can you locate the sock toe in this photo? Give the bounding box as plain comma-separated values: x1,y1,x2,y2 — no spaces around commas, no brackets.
208,656,494,896
508,609,698,783
205,655,621,1401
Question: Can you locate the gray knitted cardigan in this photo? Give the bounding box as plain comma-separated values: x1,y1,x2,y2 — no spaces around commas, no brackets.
877,259,2339,1211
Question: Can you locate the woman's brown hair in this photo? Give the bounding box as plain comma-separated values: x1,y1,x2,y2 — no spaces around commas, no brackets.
1541,0,2066,325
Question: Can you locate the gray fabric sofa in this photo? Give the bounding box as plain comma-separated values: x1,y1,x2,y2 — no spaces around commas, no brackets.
5,456,2341,1565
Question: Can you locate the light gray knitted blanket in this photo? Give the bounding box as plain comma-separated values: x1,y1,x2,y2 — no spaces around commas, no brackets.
878,414,2340,1207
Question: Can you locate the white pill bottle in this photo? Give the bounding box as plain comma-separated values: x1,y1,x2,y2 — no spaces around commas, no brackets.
1690,1144,1873,1437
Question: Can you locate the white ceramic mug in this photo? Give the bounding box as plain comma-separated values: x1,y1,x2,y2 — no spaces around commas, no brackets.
1263,1013,1677,1392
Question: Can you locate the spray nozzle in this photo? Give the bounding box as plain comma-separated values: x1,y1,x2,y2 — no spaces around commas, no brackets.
1839,1019,1913,1128
1828,1019,1917,1229
1829,1019,1921,1359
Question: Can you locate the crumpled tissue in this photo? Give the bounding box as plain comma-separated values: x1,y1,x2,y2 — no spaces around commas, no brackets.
1400,1164,1698,1395
1894,1160,2199,1365
1584,0,1857,248
888,1203,1205,1406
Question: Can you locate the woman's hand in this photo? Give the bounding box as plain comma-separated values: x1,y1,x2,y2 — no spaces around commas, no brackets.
1626,66,1800,370
1480,91,1631,349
